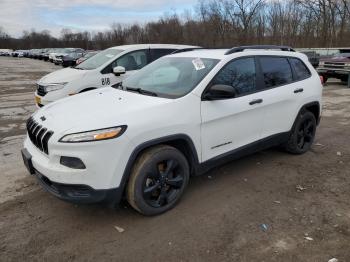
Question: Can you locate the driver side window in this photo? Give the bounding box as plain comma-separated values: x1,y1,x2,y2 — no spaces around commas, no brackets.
112,50,148,71
212,57,257,97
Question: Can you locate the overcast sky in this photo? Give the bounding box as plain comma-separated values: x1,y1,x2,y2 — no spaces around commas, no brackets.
0,0,198,37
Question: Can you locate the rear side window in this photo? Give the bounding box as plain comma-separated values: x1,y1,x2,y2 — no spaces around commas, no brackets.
259,57,293,88
289,58,311,80
211,57,256,96
114,50,148,71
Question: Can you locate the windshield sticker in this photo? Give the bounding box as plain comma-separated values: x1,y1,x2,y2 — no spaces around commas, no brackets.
192,58,205,71
105,54,114,58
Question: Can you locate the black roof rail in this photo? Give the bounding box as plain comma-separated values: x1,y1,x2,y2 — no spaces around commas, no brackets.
225,45,295,55
171,47,203,54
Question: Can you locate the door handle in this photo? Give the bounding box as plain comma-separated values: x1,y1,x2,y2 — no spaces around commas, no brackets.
249,99,263,105
294,88,304,93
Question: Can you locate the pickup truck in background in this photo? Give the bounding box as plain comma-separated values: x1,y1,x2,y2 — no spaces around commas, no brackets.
317,52,350,84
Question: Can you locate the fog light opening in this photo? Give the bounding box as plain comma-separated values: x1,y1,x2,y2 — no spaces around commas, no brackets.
60,156,86,169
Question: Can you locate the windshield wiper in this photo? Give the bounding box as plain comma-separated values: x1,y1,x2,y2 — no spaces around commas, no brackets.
126,87,158,97
112,82,124,89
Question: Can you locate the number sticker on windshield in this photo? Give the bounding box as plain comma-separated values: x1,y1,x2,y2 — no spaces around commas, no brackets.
192,58,205,71
101,78,110,85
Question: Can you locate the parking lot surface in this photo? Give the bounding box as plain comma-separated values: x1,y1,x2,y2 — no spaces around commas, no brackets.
0,57,350,261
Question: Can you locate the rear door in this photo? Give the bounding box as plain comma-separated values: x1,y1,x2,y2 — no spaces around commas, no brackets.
200,57,265,161
257,56,311,139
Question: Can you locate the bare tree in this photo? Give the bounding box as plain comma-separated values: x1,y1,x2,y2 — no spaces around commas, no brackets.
1,0,350,50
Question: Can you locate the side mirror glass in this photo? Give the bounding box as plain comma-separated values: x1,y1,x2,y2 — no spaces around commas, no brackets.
203,84,236,100
113,66,126,76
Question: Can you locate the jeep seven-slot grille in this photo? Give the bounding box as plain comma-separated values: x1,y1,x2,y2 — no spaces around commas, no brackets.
37,85,47,96
26,117,54,154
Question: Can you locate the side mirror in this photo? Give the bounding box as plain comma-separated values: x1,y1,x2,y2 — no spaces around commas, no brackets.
203,84,236,100
113,66,126,76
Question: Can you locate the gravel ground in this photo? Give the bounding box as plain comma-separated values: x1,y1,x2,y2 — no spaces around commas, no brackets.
0,57,349,262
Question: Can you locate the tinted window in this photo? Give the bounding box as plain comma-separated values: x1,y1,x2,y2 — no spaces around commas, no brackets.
113,50,148,71
211,57,256,96
150,49,176,61
290,58,311,80
260,57,293,88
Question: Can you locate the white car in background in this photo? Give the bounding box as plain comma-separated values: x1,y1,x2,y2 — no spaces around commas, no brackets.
0,49,13,56
35,44,198,107
12,50,25,57
48,49,63,62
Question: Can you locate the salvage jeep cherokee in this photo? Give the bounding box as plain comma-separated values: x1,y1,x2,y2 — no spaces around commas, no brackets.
22,45,322,216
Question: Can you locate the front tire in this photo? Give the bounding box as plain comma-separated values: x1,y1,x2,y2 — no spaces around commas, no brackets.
127,145,190,216
284,111,317,154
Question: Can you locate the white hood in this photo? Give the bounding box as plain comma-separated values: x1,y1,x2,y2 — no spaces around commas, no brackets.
38,67,87,84
33,87,172,135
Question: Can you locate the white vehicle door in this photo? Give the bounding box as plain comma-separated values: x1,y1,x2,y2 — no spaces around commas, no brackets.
99,49,150,87
200,57,265,162
257,56,309,139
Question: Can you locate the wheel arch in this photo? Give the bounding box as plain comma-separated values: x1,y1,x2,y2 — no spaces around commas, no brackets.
116,134,200,203
302,101,321,125
288,101,321,140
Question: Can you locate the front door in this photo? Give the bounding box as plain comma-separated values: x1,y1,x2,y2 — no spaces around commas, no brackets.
200,57,265,162
102,49,150,87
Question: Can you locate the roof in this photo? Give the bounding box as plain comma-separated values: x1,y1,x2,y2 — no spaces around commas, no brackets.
169,48,308,61
109,44,199,51
170,49,228,59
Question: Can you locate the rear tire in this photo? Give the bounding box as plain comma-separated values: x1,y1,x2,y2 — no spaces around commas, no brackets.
127,145,190,216
284,111,316,154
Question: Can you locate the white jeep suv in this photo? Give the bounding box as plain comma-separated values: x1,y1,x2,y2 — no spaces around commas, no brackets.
22,46,322,215
35,44,198,107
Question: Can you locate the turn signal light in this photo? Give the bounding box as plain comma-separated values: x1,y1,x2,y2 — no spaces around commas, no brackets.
94,130,120,140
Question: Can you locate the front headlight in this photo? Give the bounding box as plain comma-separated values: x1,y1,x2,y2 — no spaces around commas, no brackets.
44,83,68,92
59,126,127,143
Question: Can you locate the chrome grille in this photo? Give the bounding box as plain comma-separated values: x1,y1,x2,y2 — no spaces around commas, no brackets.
26,117,54,154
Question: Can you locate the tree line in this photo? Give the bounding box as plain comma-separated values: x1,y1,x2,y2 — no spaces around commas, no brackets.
1,0,350,50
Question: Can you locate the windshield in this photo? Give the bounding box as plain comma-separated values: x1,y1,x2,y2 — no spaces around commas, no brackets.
122,57,219,98
76,48,123,70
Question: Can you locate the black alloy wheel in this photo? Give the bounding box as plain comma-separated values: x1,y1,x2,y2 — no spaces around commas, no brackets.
296,117,316,151
142,159,185,208
127,145,189,216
